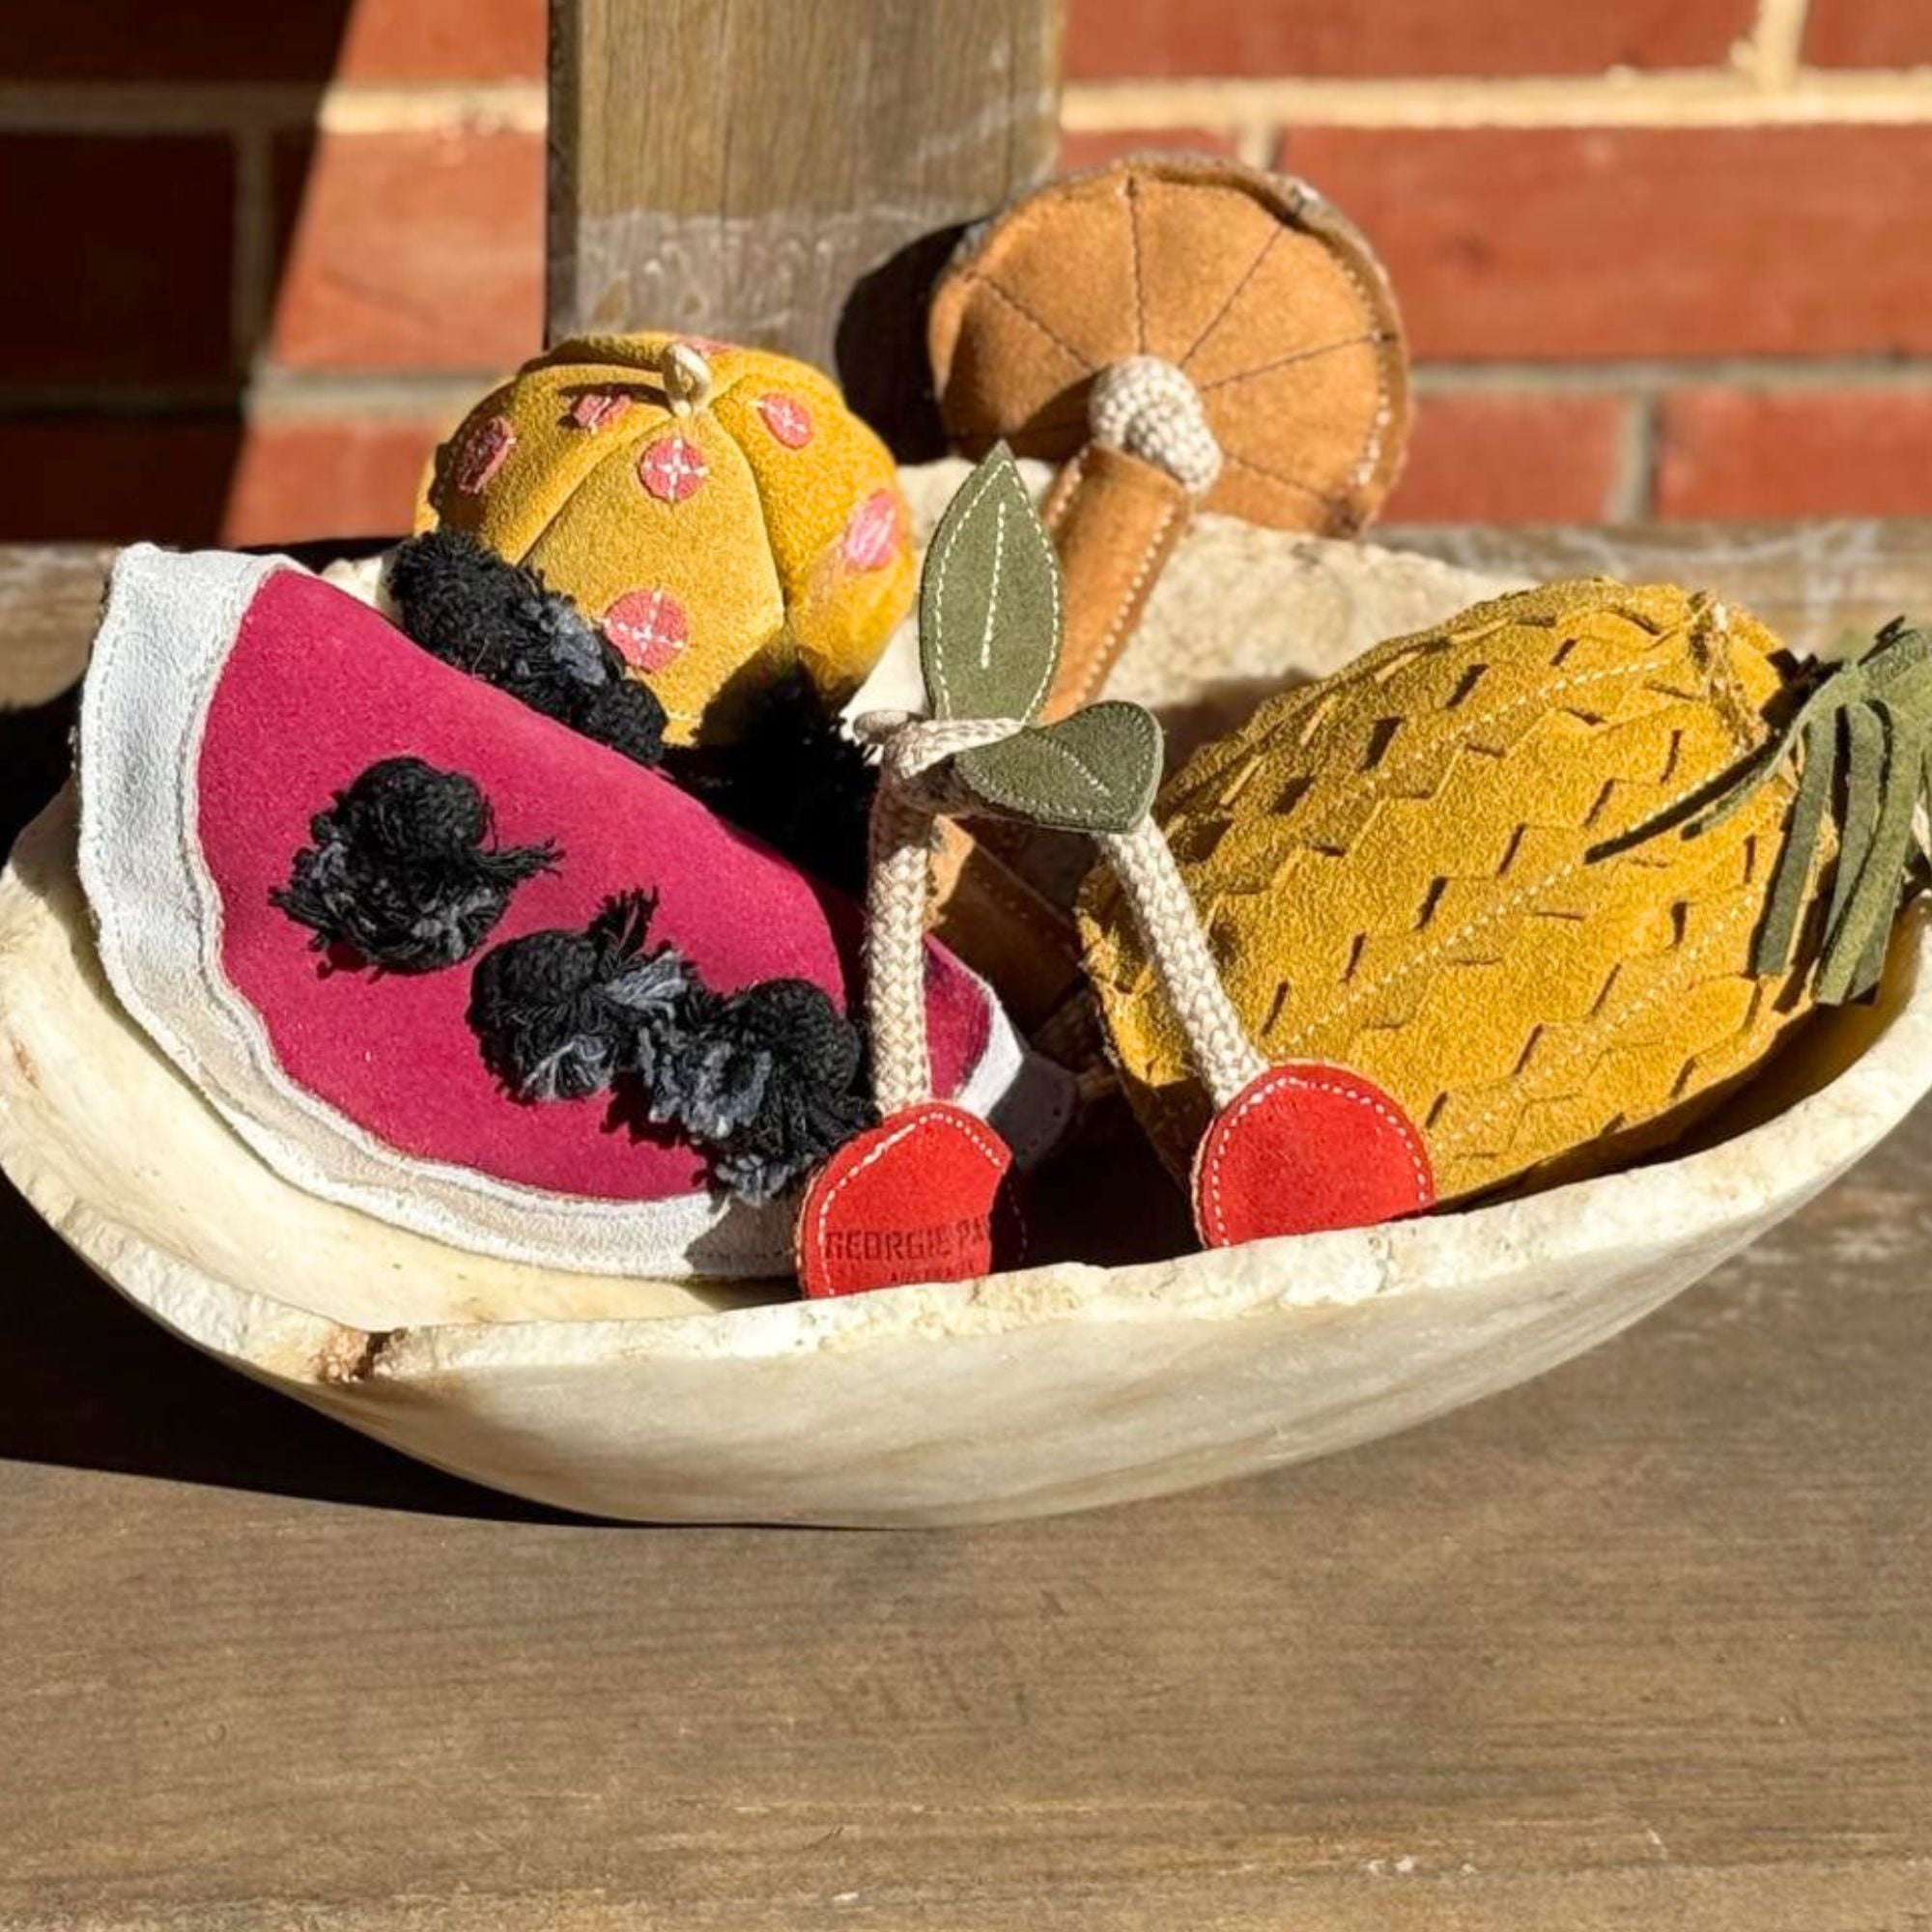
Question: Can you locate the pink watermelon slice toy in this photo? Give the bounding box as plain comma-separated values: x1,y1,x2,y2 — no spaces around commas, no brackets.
75,547,1067,1281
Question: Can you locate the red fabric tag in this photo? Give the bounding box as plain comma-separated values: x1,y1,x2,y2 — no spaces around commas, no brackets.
1192,1062,1435,1247
797,1102,1017,1296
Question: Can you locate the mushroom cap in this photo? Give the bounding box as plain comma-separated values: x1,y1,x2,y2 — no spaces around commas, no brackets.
417,332,915,744
929,156,1410,535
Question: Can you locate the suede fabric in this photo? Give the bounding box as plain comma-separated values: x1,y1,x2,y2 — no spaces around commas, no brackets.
929,156,1409,539
923,157,1409,1009
417,332,915,745
930,822,1087,1031
795,1100,1016,1296
1191,1062,1435,1245
196,568,988,1200
1082,582,1829,1209
1039,443,1191,717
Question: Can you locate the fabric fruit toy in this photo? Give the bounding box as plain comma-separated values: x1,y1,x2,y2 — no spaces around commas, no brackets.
921,154,1409,1046
800,444,1290,1293
417,332,914,746
1080,581,1932,1242
75,544,1060,1283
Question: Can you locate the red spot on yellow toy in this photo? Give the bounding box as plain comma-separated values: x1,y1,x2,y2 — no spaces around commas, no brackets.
756,391,814,448
567,390,633,431
1193,1063,1435,1247
603,589,690,672
638,436,707,504
797,1101,1018,1296
453,415,515,494
842,489,900,571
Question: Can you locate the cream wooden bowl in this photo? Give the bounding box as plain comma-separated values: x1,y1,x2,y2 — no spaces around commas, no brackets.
4,467,1929,1526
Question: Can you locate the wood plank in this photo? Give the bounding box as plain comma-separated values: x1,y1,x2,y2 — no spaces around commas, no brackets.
547,0,1065,452
0,544,110,711
11,523,1931,717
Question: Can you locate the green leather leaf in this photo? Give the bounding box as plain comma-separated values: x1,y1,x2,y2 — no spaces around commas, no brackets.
919,443,1062,723
952,702,1163,834
1749,711,1833,977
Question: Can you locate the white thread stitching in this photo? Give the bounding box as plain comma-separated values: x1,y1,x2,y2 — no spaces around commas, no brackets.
1201,1067,1434,1244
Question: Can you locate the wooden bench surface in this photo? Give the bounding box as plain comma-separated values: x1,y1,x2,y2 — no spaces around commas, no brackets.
3,526,1929,1931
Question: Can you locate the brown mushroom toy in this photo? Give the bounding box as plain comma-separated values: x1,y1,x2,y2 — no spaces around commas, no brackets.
929,154,1411,718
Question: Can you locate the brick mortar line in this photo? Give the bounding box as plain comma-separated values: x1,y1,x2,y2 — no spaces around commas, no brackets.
0,377,493,419
1415,359,1932,395
0,81,547,134
1065,71,1932,130
4,69,1930,137
5,359,1932,424
1746,0,1813,91
229,126,274,374
1607,392,1661,523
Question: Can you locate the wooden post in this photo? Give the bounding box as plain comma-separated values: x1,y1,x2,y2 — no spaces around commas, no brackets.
547,0,1064,452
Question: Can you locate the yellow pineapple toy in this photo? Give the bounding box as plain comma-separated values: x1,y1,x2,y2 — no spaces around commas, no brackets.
1081,580,1932,1245
417,332,915,745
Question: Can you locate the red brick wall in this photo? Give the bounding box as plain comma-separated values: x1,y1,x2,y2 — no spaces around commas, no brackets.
4,0,1928,541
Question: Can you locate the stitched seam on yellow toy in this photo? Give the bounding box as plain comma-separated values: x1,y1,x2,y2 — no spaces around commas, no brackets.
1202,1069,1431,1241
1201,655,1679,884
1277,759,1734,1056
1179,222,1283,372
809,1109,1005,1259
1197,332,1384,397
1178,173,1397,510
1434,881,1767,1164
1122,174,1149,357
706,369,835,610
1220,448,1347,517
1043,445,1090,531
1291,187,1406,500
641,409,774,729
1690,599,1766,758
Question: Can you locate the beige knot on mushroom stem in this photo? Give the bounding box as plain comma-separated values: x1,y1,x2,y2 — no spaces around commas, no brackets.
1088,355,1223,498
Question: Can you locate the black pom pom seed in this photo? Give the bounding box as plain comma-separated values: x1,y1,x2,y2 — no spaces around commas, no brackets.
650,979,873,1204
387,528,668,768
272,756,555,973
468,892,693,1103
468,895,873,1204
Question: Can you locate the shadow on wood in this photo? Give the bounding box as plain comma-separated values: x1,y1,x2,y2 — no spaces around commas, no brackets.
0,1174,576,1520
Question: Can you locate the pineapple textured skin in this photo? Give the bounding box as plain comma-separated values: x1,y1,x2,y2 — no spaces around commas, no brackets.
1080,581,1825,1206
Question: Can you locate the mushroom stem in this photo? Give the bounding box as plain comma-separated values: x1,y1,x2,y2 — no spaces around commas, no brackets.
1037,355,1224,718
1040,444,1193,718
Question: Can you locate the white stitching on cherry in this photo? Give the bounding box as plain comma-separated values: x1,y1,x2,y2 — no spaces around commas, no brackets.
1200,1067,1434,1244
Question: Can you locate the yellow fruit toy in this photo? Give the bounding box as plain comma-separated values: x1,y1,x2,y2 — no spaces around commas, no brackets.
417,333,915,745
1082,581,1932,1233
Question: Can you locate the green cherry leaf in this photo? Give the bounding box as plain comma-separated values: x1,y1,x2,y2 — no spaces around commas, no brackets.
952,702,1164,835
919,443,1063,723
